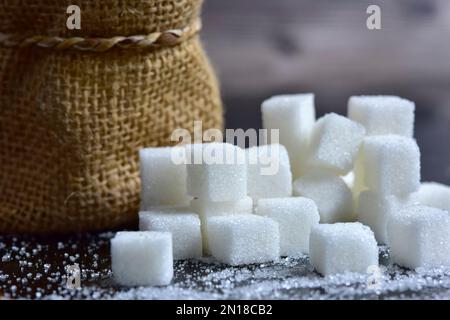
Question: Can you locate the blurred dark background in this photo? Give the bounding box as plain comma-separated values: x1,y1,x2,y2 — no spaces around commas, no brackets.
201,0,450,184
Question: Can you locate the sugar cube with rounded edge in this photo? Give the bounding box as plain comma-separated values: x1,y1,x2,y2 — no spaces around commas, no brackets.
140,147,191,210
111,231,173,287
261,94,316,178
206,215,280,265
387,205,450,269
348,95,415,137
307,113,366,175
309,223,379,276
361,135,421,196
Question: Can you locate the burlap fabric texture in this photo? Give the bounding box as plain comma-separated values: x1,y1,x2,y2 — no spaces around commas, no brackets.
0,0,223,233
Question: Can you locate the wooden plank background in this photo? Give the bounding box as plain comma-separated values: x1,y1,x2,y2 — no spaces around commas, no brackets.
201,0,450,184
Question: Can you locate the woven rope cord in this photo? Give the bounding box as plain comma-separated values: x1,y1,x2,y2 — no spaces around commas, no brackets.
0,19,201,52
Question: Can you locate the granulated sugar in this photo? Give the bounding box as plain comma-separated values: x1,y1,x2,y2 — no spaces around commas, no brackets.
1,233,449,300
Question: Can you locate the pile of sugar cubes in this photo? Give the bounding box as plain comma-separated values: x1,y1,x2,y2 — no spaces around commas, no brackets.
111,94,450,287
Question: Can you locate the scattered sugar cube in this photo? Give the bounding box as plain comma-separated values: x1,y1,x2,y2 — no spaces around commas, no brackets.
411,182,450,213
358,191,411,244
309,223,379,276
361,135,421,196
387,205,450,269
256,197,320,255
111,231,173,286
348,95,415,137
261,94,316,178
307,113,366,175
206,215,280,265
246,144,293,200
190,197,253,255
185,143,247,202
140,147,190,210
293,171,354,223
139,212,202,260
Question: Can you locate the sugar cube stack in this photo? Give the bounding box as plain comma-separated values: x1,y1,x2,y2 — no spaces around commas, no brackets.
113,92,448,288
206,215,280,265
111,231,173,286
307,113,366,175
184,142,252,255
358,191,411,244
256,197,320,255
411,182,450,213
261,94,316,178
185,143,247,202
139,211,202,260
356,133,421,246
309,223,379,276
246,144,293,200
387,205,450,269
140,147,191,210
348,95,415,137
293,171,354,223
348,95,416,210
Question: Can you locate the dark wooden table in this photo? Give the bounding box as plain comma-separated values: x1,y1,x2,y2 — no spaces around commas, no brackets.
1,233,449,300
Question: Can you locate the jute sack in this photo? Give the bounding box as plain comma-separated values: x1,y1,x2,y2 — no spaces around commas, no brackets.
0,0,223,233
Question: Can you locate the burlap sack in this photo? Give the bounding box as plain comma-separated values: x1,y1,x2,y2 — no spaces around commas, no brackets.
0,0,223,233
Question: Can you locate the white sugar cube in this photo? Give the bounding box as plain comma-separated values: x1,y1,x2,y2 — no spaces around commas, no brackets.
139,212,202,260
387,205,450,269
190,197,253,255
256,197,320,255
348,95,415,137
358,191,411,244
246,144,293,200
261,94,316,178
206,215,280,265
411,182,450,213
140,147,190,210
185,143,247,202
309,223,379,276
307,113,366,175
111,231,173,286
361,135,421,196
293,171,354,223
